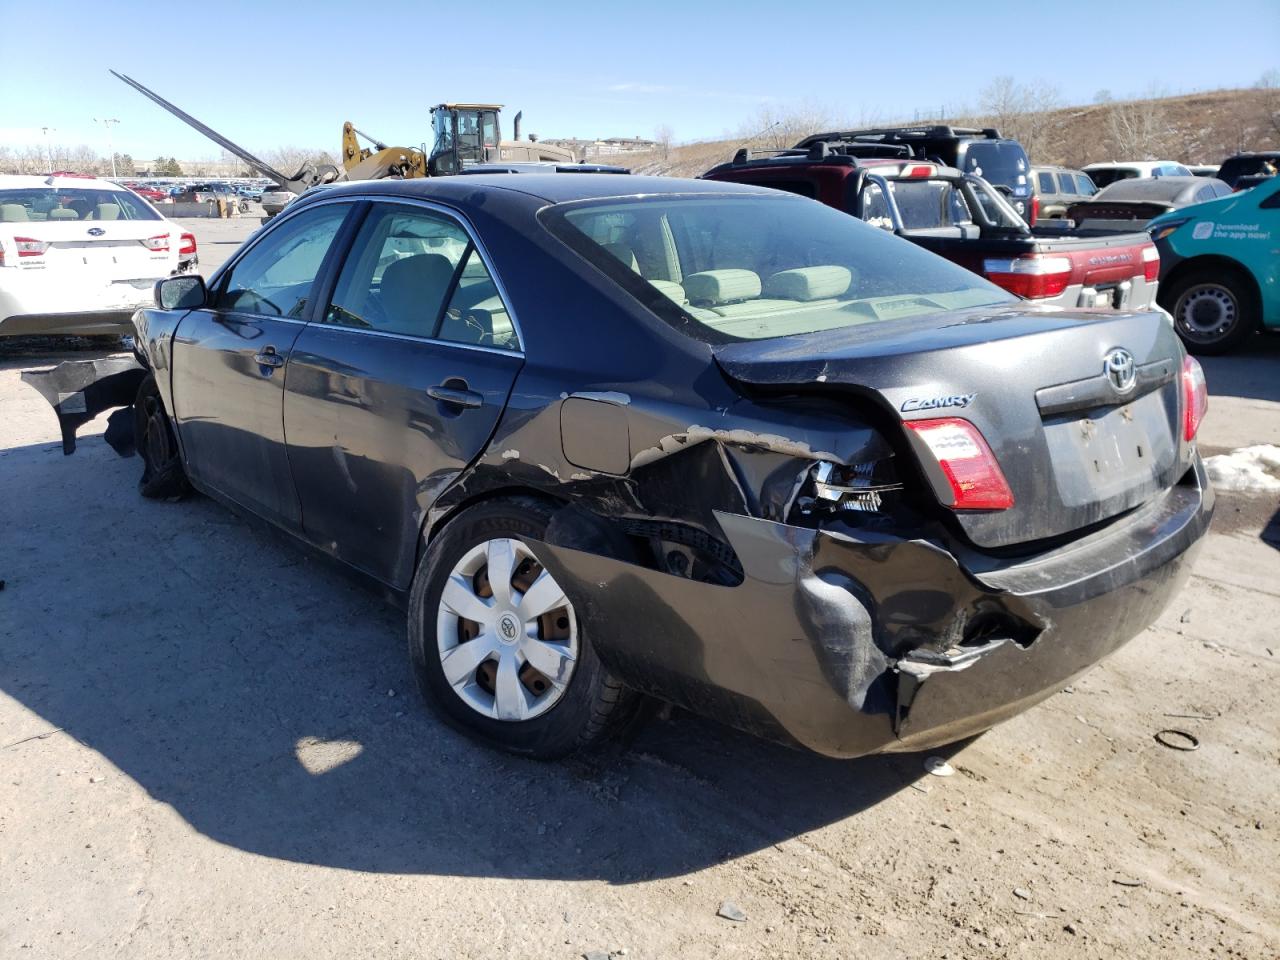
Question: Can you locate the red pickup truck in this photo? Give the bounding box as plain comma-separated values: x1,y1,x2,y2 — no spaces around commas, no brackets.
702,143,1161,312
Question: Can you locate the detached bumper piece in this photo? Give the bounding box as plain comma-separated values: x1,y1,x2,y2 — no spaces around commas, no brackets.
20,355,146,455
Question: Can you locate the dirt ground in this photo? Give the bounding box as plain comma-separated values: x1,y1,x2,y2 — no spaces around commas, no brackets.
1,219,1277,959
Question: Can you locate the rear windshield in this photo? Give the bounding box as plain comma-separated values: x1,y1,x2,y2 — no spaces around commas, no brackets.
0,187,161,222
1088,168,1137,189
1218,156,1280,185
960,141,1029,190
541,194,1014,343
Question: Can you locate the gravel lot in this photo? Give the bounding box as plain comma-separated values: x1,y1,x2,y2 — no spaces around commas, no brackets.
1,217,1277,959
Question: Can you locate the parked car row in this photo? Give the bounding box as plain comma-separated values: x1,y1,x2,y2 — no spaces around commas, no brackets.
700,125,1277,354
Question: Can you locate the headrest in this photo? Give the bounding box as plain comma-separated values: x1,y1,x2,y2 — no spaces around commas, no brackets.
602,242,639,273
0,203,28,222
648,279,688,304
48,208,79,220
682,269,761,305
96,203,121,221
764,266,852,301
380,254,455,332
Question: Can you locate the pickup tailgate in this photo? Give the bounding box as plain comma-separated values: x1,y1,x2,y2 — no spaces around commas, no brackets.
714,305,1188,549
1028,228,1157,290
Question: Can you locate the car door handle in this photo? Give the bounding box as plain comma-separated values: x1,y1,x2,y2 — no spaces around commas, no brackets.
427,384,484,409
254,349,285,368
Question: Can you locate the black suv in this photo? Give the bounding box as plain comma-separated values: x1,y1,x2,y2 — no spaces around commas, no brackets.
1216,152,1280,190
794,125,1034,219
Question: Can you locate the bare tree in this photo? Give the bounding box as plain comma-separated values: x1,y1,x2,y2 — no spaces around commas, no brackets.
264,147,340,178
1261,70,1280,139
654,124,674,161
976,76,1062,159
1104,94,1172,159
738,102,831,151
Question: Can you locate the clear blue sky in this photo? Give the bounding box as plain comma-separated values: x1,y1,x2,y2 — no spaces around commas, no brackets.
2,0,1277,161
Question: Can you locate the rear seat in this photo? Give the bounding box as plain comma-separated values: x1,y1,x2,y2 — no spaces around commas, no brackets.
682,266,853,319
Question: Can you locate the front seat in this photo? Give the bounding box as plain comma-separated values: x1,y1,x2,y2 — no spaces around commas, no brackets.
378,253,456,336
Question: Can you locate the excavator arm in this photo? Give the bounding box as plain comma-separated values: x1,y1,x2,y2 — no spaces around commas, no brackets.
111,70,341,193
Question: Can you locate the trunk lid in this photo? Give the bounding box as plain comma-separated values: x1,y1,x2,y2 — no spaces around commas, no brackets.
714,305,1186,549
8,219,178,280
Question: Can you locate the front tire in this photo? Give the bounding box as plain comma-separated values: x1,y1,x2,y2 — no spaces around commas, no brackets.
1161,266,1259,355
133,374,190,500
407,497,638,759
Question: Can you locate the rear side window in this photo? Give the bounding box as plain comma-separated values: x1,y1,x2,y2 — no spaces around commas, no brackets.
325,203,518,350
0,186,160,222
1057,173,1076,194
217,203,350,317
1037,172,1056,194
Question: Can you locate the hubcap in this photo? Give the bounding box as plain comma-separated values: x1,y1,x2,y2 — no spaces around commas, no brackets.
435,537,578,721
1175,284,1237,344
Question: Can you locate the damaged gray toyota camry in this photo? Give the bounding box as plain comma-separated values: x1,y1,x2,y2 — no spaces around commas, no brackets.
24,174,1214,760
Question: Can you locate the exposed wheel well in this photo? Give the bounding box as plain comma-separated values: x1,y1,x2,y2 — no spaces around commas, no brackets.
415,486,569,575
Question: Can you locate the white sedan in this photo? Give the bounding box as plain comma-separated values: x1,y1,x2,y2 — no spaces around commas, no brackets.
0,174,198,337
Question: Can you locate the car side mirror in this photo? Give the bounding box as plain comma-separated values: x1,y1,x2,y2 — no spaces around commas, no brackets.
155,274,207,311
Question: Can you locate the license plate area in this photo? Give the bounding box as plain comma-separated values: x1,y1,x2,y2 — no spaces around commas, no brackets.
1042,389,1177,507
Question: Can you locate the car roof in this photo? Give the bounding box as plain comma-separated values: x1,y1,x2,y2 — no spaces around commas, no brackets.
310,174,780,207
1082,160,1184,171
1092,176,1222,202
0,174,125,189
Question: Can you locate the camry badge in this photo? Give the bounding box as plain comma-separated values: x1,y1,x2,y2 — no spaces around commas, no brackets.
1104,347,1137,394
87,227,106,236
901,393,977,413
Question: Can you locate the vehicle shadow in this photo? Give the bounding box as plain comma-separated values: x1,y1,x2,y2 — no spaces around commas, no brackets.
0,433,934,883
1197,330,1280,405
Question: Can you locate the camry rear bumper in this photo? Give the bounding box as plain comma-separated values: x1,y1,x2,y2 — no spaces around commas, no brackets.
534,461,1213,758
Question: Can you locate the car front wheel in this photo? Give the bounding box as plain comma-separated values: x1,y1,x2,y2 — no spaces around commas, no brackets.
133,374,191,499
407,497,639,759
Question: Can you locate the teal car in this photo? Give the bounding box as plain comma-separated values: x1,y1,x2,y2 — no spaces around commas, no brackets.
1150,178,1280,354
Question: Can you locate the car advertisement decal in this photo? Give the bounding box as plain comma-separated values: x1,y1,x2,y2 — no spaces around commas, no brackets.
1191,221,1272,241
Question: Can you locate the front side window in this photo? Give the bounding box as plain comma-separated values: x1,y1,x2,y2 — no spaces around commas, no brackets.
217,203,349,317
543,194,1013,343
1075,174,1097,196
326,204,518,350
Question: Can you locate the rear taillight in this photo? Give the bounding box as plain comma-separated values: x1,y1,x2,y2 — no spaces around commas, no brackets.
1141,244,1160,282
1028,194,1040,227
983,255,1072,299
1182,354,1208,441
142,234,171,252
14,236,49,258
904,417,1015,510
178,232,197,256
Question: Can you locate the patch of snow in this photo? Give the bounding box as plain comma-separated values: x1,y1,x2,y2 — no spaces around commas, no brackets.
1204,444,1280,493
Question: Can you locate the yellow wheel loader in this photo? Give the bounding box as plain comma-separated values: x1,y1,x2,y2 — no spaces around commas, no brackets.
111,72,575,200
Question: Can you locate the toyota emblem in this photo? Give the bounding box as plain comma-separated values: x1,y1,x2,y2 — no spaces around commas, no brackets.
1104,348,1137,394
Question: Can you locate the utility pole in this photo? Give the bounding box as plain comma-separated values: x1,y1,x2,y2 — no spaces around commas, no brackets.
95,118,121,177
41,127,56,171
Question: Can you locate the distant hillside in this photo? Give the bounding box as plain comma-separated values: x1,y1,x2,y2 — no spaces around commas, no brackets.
625,87,1279,179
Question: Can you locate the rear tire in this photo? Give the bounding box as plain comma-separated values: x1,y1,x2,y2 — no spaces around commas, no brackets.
407,496,639,759
133,374,190,500
1161,266,1259,355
